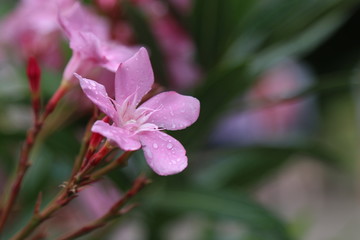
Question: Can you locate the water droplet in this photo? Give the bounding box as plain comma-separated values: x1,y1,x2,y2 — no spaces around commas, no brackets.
153,143,158,149
166,143,173,149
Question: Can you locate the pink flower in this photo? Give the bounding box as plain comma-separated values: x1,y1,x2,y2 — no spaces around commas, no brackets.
58,1,110,40
75,48,200,175
58,2,139,82
62,31,138,81
0,0,73,68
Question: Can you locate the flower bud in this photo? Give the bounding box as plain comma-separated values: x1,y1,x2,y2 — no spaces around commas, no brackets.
27,57,41,95
27,57,42,120
88,116,110,151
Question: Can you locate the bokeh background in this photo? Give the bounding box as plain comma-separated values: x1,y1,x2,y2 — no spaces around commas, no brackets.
1,0,360,239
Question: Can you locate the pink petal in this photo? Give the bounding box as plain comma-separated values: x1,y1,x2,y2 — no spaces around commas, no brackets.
70,32,105,64
101,43,140,72
139,131,188,175
58,2,109,40
75,73,116,120
92,121,141,151
115,47,154,106
139,91,200,130
69,32,137,74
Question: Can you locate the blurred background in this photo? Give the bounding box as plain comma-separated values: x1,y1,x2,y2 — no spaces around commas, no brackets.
1,0,360,239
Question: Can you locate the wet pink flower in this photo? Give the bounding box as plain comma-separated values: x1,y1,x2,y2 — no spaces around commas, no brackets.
75,48,200,175
58,1,139,82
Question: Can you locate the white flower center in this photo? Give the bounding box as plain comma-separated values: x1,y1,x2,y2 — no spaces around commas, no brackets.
114,94,160,134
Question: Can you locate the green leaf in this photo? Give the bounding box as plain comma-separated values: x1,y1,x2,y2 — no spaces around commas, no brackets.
222,0,357,69
191,0,257,69
193,147,296,189
250,10,348,73
148,189,292,240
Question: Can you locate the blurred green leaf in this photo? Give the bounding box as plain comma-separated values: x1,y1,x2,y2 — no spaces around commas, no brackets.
251,10,348,72
224,0,357,70
148,189,292,240
191,0,257,69
193,147,295,189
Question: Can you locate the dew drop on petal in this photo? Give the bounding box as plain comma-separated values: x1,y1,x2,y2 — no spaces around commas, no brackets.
166,143,173,149
147,150,153,159
153,143,158,149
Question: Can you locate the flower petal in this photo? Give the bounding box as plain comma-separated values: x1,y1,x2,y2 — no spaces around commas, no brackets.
101,44,140,72
58,2,109,40
139,131,187,175
139,91,200,130
75,73,116,120
92,120,141,151
70,32,105,65
115,47,154,106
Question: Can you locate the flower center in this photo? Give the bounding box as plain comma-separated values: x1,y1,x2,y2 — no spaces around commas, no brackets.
114,95,159,134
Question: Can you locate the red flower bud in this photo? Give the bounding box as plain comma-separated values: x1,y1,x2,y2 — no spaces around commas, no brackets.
88,116,110,151
27,57,41,94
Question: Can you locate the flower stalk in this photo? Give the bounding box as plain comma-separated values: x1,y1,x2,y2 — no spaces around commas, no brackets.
56,175,150,240
9,148,134,240
0,77,74,233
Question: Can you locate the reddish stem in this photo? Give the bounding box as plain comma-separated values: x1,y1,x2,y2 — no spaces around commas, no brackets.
57,176,149,240
9,149,134,240
0,81,72,232
0,119,41,231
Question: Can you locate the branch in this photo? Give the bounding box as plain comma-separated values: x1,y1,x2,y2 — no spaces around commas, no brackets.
57,176,150,240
